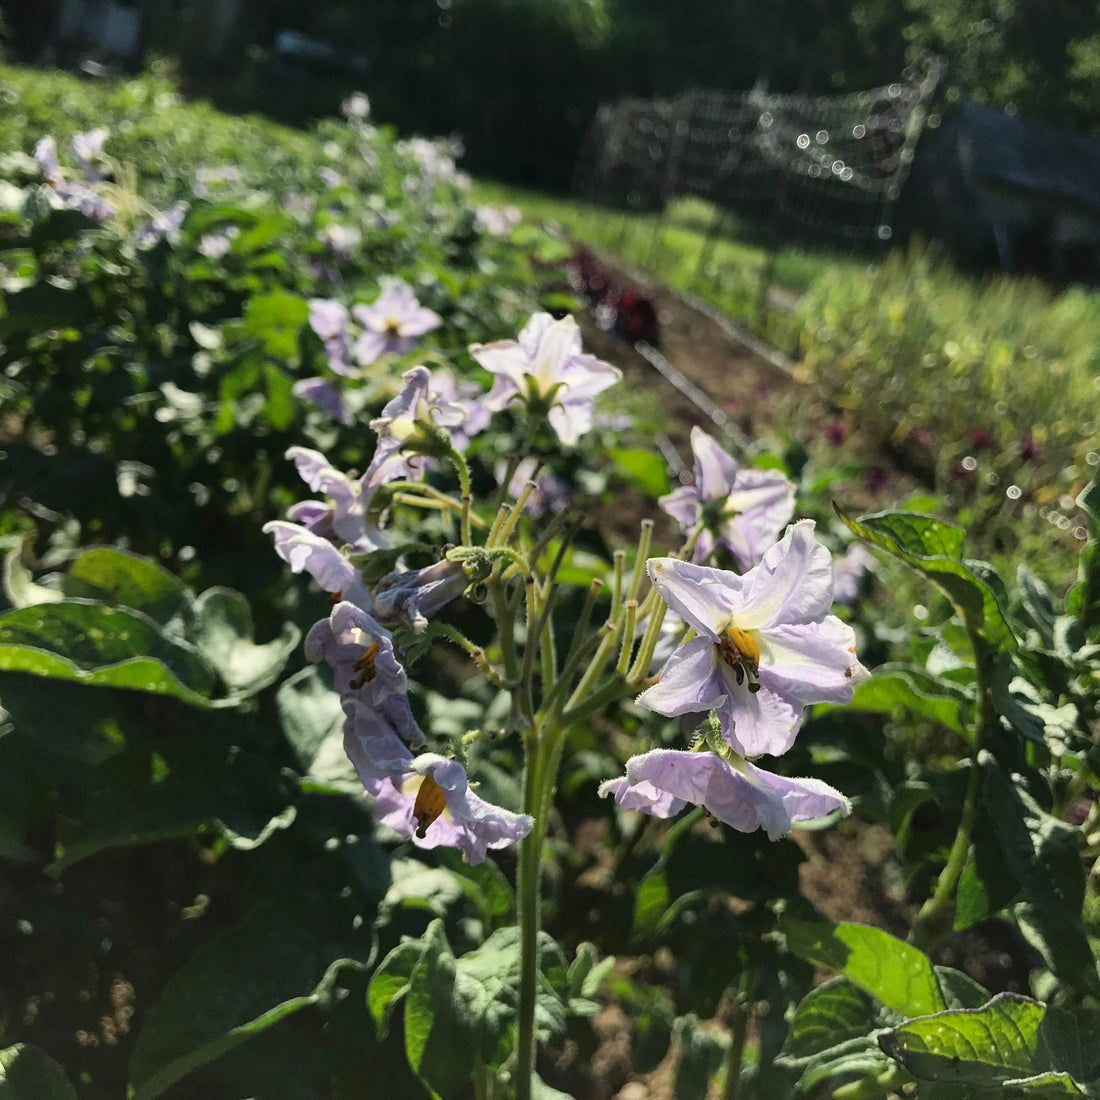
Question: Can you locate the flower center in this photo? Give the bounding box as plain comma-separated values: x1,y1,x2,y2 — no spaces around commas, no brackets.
719,626,761,694
349,641,381,688
413,773,448,837
384,317,403,337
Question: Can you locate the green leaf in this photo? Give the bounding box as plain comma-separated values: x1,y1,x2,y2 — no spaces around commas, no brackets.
1017,567,1058,643
47,781,295,875
437,849,515,927
1005,1071,1088,1096
64,548,190,631
191,587,298,697
368,940,425,1040
879,993,1051,1086
130,895,363,1100
981,763,1097,993
275,665,355,785
934,967,991,1010
608,447,670,498
843,665,969,735
784,920,945,1017
403,919,480,1097
0,601,219,707
785,977,881,1059
567,942,615,1001
835,508,1015,652
241,291,309,361
0,1044,77,1099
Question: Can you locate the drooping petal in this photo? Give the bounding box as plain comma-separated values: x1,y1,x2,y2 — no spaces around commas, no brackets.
371,754,533,865
373,559,468,631
621,750,849,840
757,618,868,707
294,377,353,426
352,329,388,366
264,521,372,609
598,775,685,817
636,635,726,717
308,299,349,342
647,557,745,640
736,520,836,630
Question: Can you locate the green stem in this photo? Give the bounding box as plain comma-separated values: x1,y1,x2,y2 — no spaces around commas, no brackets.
911,633,993,951
514,728,544,1100
628,519,654,603
832,1064,912,1100
446,446,473,546
719,968,754,1100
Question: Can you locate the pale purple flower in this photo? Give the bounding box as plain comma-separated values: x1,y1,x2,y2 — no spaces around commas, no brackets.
194,165,242,198
470,313,621,446
133,202,187,249
638,521,869,758
293,377,353,426
833,543,875,606
660,427,795,570
72,128,109,178
351,279,441,366
198,226,238,260
34,136,115,221
495,457,571,519
308,298,355,376
286,444,402,549
430,367,489,450
319,224,360,256
366,366,467,475
371,754,534,865
600,750,850,840
373,559,468,631
263,521,374,609
475,205,521,235
342,92,371,120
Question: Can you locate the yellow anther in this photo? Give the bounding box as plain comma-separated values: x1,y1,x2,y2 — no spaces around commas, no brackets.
719,626,761,693
413,774,448,838
350,641,381,688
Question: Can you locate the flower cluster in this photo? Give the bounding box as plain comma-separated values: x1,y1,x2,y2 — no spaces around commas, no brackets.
268,309,621,863
601,521,868,839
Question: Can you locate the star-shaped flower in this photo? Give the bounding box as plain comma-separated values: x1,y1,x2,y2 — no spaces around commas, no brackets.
352,279,441,366
638,521,869,757
660,427,795,569
470,312,621,446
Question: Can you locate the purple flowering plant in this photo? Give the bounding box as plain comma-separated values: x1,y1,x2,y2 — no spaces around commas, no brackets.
263,305,870,1100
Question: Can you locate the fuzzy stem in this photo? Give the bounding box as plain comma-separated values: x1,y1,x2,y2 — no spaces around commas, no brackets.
719,968,754,1100
617,600,638,676
446,445,473,546
629,519,654,602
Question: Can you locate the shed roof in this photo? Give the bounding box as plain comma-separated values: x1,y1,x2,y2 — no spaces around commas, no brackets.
957,101,1100,214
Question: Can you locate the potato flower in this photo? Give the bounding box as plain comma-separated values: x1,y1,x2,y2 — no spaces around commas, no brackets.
352,278,441,366
470,312,621,446
638,521,869,758
660,427,795,569
600,750,850,840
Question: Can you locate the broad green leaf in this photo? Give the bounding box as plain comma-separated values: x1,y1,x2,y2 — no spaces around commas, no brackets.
981,763,1097,993
0,1043,76,1100
633,868,670,935
130,896,364,1100
568,942,615,1001
934,967,991,1010
64,548,190,630
1004,1071,1087,1096
241,290,309,360
879,993,1047,1086
785,977,881,1058
275,665,353,784
368,940,425,1040
835,508,1015,652
191,587,298,697
608,447,670,498
1017,567,1058,643
403,920,480,1097
47,780,295,874
784,920,945,1017
438,849,514,927
0,601,218,707
843,665,968,735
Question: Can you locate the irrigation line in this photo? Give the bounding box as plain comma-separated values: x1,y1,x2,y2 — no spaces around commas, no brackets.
633,340,760,458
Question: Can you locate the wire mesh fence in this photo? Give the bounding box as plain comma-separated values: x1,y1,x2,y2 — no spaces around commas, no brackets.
571,61,942,331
